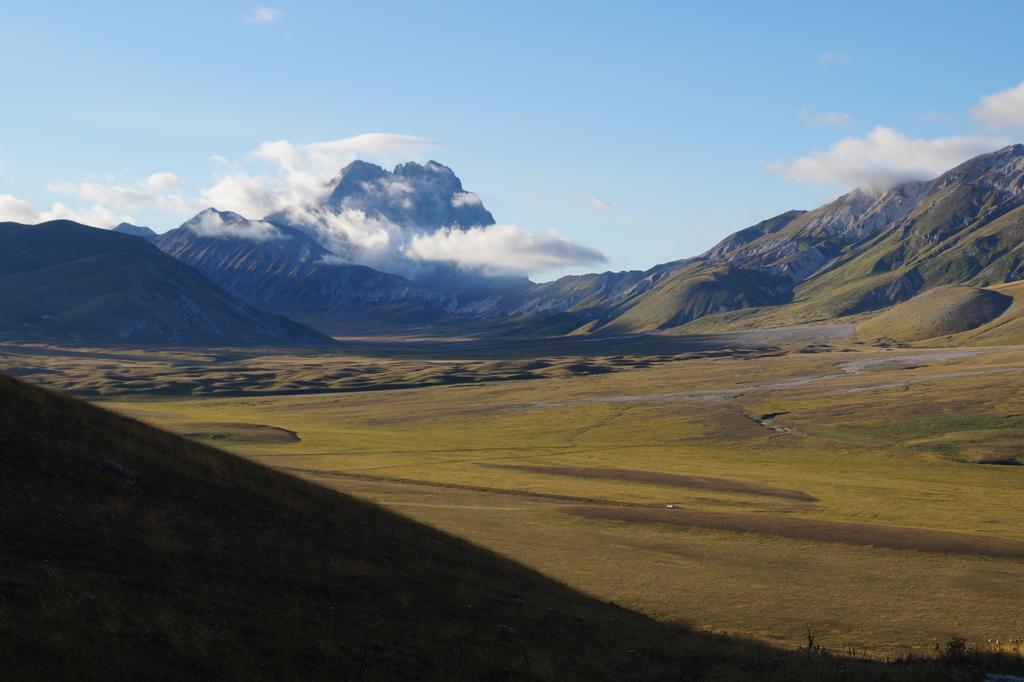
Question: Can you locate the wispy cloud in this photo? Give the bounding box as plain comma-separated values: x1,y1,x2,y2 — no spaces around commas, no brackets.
450,191,482,208
819,52,849,66
799,106,852,127
579,192,613,211
971,80,1024,130
244,5,280,24
185,209,283,241
766,125,1005,189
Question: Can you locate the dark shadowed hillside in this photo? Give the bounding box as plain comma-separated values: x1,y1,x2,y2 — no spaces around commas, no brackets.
0,374,979,681
0,220,332,345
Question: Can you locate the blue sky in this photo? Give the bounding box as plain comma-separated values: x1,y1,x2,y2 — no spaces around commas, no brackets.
2,1,1024,281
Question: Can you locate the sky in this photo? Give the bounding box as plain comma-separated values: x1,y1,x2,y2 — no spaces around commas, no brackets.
2,1,1024,282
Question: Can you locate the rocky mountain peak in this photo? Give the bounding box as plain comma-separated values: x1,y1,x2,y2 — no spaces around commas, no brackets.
325,159,495,230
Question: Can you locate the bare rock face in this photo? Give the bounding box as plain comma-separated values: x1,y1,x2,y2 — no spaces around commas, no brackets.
325,160,496,230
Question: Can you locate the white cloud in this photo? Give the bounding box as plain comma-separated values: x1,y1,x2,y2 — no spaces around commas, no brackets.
186,209,283,241
799,106,852,127
404,224,606,277
251,133,439,172
450,191,482,208
201,133,606,276
819,52,849,66
579,192,612,211
0,194,39,223
201,172,281,219
971,80,1024,130
201,133,441,219
293,206,401,265
0,193,38,223
6,131,604,278
50,176,202,216
766,125,1006,189
146,171,181,190
244,5,280,24
0,194,134,227
38,202,130,227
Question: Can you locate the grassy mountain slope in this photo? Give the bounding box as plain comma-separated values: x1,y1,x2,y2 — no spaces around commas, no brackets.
0,221,332,345
597,264,792,333
0,374,976,680
600,146,1024,336
945,280,1024,346
856,286,1012,342
527,145,1024,335
790,157,1024,319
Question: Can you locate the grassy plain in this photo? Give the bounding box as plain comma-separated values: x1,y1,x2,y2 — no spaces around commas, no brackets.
8,332,1024,658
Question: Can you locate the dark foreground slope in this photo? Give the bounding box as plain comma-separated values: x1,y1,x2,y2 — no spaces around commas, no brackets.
0,220,332,345
0,375,985,681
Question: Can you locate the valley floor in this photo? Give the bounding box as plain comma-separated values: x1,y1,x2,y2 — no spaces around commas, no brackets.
6,332,1024,657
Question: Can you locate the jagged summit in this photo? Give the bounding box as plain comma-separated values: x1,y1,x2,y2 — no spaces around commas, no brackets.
326,159,495,229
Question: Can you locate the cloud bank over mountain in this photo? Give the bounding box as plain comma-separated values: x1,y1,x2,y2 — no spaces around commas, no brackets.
183,209,284,241
404,225,606,276
258,157,605,278
0,133,605,278
193,135,606,278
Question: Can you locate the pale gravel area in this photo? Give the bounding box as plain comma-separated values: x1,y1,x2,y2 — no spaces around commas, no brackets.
528,348,999,408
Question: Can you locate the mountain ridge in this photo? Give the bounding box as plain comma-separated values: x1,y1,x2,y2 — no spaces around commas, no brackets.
10,146,1024,341
0,220,333,345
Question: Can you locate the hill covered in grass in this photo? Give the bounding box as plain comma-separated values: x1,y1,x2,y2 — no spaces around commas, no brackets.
857,286,1013,342
499,145,1024,335
947,280,1024,346
0,373,985,680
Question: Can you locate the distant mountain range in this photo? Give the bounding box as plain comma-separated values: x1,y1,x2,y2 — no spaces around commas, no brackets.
0,220,331,345
522,144,1024,334
4,147,1024,344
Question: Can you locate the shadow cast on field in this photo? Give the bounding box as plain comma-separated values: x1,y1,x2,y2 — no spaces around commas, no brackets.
566,506,1024,558
481,463,818,502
